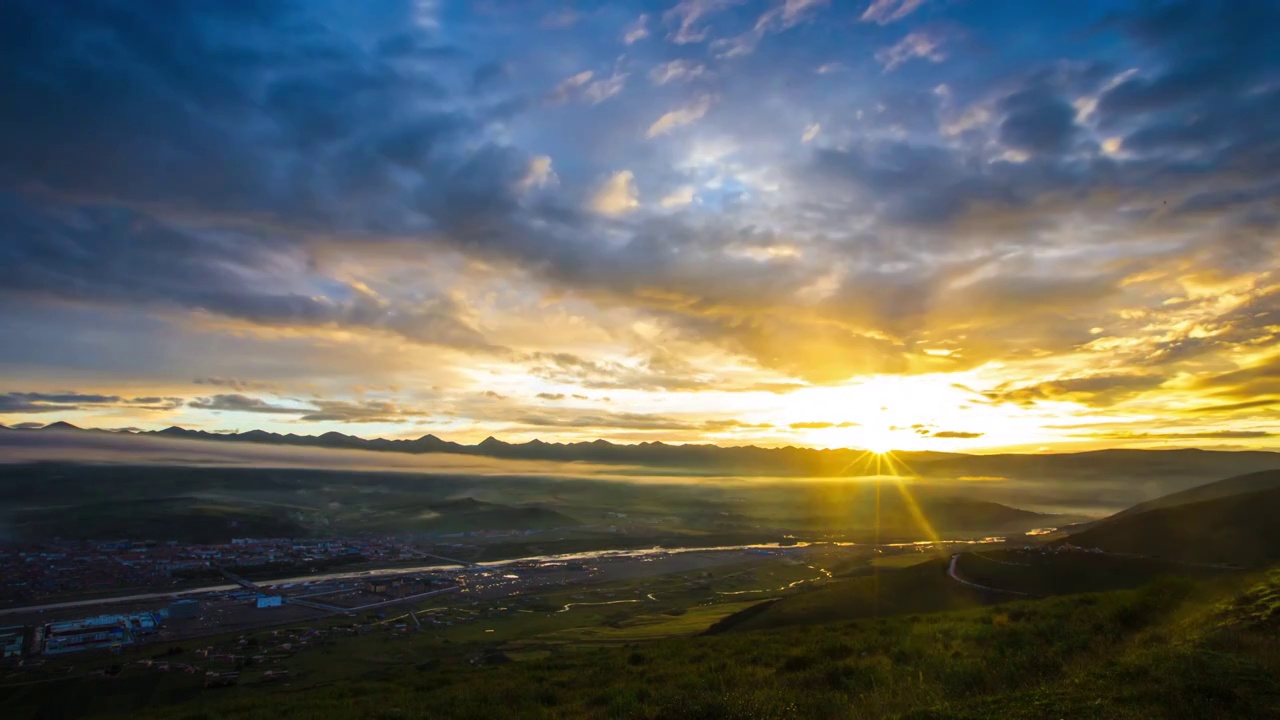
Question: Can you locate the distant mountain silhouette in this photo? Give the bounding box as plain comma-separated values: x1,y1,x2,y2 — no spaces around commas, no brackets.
22,422,1280,480
29,422,960,475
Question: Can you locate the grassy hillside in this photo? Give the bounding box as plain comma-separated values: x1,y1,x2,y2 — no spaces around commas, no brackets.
951,550,1235,596
45,571,1272,719
1108,469,1280,519
716,560,991,632
711,549,1235,634
1067,485,1280,567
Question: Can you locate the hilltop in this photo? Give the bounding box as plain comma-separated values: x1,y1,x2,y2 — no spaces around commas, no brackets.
1106,469,1280,520
1066,485,1280,567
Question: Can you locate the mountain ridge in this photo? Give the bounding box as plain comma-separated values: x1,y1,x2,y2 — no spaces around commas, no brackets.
9,422,1280,479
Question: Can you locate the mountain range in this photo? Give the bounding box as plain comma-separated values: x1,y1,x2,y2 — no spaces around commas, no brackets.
6,422,1280,482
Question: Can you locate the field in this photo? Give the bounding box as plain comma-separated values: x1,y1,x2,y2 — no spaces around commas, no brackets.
5,546,1276,719
0,461,1091,545
0,548,843,716
4,461,1280,718
9,567,1273,719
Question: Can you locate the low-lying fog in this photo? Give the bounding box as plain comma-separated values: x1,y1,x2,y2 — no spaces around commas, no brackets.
1,429,1263,517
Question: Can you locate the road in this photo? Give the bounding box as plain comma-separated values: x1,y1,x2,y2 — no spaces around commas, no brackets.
0,541,816,617
0,584,243,617
947,554,1029,596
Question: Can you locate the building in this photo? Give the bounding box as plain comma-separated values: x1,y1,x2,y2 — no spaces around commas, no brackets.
169,599,200,620
0,626,25,659
43,616,130,655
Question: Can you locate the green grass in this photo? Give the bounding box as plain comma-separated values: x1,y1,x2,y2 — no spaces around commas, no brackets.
720,560,992,631
92,571,1278,719
954,550,1235,596
538,601,763,644
5,549,1278,720
870,551,949,569
4,569,1279,719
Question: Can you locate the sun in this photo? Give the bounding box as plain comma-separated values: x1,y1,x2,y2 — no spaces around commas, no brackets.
857,425,897,454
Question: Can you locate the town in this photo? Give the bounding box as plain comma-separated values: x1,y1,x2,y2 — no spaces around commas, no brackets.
0,535,482,606
0,540,861,672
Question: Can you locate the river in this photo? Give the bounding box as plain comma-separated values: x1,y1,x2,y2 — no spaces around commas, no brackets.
0,537,1005,617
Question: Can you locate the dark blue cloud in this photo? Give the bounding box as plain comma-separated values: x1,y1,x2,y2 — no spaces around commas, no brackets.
0,0,1278,390
998,86,1080,156
0,391,182,413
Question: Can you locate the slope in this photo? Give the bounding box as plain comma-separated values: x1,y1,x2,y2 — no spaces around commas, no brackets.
46,569,1273,719
1108,468,1280,519
1067,485,1280,567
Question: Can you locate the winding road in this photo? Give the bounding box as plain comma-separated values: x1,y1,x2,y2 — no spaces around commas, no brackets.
947,554,1029,596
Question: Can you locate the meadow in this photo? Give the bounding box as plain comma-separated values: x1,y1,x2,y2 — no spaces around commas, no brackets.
4,549,1277,719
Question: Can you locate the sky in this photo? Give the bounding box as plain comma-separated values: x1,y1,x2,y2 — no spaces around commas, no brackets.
1,0,1278,453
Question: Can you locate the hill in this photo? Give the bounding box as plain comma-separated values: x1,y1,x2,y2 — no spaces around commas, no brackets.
713,560,992,631
708,548,1231,633
1108,469,1280,519
1067,485,1280,567
11,568,1278,719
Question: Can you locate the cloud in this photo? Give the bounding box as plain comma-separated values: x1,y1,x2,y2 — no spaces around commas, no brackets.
1181,399,1280,415
931,430,983,439
1082,430,1274,441
187,393,431,423
860,0,927,25
297,400,429,424
2,0,1279,448
875,31,946,70
0,392,183,414
711,32,760,59
660,185,697,208
664,0,745,44
789,421,834,429
711,0,830,59
505,410,769,434
982,374,1166,407
0,202,500,351
188,394,310,415
582,71,629,105
623,14,650,44
548,70,595,104
756,0,830,32
516,155,557,193
541,9,581,29
649,60,708,85
998,85,1079,156
591,170,641,215
801,123,821,143
193,378,278,393
536,393,566,401
647,95,715,137
526,351,709,392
